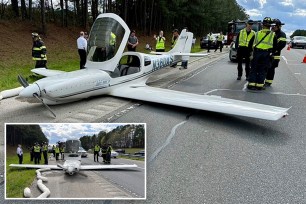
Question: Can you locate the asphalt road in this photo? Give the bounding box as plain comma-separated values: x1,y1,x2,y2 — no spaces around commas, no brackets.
111,46,306,203
81,154,145,198
2,47,306,203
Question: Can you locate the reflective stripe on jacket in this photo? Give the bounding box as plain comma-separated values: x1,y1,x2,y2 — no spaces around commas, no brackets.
32,40,47,60
253,29,275,50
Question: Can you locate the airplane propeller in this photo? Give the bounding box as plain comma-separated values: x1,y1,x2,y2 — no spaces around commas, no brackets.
17,74,57,118
57,163,67,170
18,74,29,87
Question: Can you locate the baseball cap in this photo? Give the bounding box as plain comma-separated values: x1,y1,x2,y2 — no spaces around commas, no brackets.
247,20,254,25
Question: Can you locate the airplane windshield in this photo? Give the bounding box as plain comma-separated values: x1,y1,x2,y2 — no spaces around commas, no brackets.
87,17,125,62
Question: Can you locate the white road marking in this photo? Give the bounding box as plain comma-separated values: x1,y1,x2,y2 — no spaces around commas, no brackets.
282,56,288,64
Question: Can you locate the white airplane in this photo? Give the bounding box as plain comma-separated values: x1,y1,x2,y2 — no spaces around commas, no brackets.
9,140,137,176
17,13,289,120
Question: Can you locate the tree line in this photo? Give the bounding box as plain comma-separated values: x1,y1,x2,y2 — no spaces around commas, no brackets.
6,124,48,148
0,0,248,36
79,124,145,150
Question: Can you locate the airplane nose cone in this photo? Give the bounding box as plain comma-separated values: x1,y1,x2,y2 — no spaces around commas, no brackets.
19,84,40,98
67,166,74,175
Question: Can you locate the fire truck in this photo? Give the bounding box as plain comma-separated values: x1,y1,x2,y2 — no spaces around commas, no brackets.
227,20,262,45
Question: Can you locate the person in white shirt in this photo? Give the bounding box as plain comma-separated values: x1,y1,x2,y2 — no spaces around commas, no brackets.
77,31,88,69
16,144,23,164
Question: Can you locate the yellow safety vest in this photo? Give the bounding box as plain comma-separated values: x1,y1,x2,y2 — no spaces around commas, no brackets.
171,36,178,48
238,28,255,47
55,147,60,153
110,32,116,46
253,29,275,50
34,146,40,152
207,34,213,41
94,145,100,151
217,34,224,42
43,145,48,151
156,36,165,49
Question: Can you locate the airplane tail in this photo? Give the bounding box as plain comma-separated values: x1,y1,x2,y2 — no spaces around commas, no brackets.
150,29,207,59
168,29,192,54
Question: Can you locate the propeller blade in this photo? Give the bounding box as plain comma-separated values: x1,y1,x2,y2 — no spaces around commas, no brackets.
17,74,29,88
33,93,57,118
57,163,66,170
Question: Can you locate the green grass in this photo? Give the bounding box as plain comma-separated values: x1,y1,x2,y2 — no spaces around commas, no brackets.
6,148,37,198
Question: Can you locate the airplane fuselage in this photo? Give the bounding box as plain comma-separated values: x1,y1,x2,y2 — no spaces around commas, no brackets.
20,52,177,105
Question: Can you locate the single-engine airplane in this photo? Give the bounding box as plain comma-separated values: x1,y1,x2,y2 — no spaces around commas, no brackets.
9,140,137,176
17,13,289,120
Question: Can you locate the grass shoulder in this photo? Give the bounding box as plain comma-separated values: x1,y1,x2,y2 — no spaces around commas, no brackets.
6,146,37,198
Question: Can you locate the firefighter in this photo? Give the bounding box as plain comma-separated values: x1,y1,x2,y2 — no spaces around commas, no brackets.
33,143,41,164
101,143,107,163
235,20,255,80
215,31,224,52
108,32,116,59
30,144,34,162
32,33,47,68
106,143,112,164
42,142,48,164
247,17,277,91
154,30,166,52
60,145,65,160
265,19,287,87
94,143,100,162
55,145,60,161
170,29,180,68
52,145,55,158
207,32,213,53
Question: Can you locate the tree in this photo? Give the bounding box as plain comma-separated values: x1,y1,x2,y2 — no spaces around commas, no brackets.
6,125,48,148
290,30,306,38
11,0,19,17
40,0,47,34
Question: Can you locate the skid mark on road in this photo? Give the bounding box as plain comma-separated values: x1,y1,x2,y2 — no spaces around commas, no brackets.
149,114,193,164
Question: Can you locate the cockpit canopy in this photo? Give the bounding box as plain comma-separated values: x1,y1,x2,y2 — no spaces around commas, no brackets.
87,17,125,62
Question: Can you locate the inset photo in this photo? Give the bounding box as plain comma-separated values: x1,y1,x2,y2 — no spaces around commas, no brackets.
5,123,146,200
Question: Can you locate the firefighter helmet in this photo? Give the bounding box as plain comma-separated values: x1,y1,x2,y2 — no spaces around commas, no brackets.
272,18,284,26
31,32,39,38
262,17,273,26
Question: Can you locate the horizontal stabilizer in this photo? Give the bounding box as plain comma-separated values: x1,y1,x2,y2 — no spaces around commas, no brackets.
9,164,61,170
31,68,66,77
110,85,289,121
150,51,208,57
173,52,208,57
80,164,137,170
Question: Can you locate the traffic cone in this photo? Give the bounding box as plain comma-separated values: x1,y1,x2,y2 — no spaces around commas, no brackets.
287,45,290,50
302,54,306,63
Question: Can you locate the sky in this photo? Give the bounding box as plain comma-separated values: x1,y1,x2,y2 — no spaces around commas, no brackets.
39,123,124,145
236,0,306,36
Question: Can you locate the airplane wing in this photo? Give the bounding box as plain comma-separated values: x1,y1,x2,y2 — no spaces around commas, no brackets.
109,85,289,121
31,68,66,77
80,164,137,170
9,164,62,170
